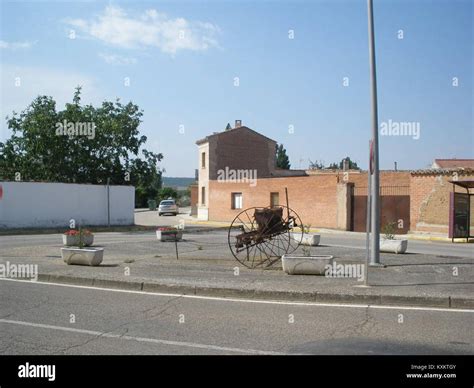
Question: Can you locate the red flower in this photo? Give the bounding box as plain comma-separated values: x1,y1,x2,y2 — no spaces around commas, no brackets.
157,227,177,232
63,229,93,236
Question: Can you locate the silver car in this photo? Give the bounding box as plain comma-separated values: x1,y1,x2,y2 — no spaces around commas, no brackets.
158,199,179,216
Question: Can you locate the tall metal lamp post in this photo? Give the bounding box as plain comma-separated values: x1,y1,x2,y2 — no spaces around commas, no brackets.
367,0,382,266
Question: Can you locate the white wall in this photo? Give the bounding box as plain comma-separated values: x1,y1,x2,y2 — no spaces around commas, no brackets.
0,182,135,228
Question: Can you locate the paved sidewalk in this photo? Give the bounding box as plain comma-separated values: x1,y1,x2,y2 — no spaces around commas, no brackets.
184,219,471,243
1,230,473,309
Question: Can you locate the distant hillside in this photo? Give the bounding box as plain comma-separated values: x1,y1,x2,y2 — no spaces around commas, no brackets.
162,177,195,190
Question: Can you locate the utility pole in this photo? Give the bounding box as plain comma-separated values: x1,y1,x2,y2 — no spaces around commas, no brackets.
107,177,111,228
364,142,372,286
367,0,382,266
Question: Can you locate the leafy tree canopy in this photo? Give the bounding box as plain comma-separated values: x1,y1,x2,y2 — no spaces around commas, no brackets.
308,159,325,170
0,87,163,207
327,157,361,170
276,143,291,169
157,187,178,203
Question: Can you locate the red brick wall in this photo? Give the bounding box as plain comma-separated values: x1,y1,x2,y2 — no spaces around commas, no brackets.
190,184,198,206
208,171,411,229
343,171,410,187
209,127,276,180
189,183,198,215
410,172,474,234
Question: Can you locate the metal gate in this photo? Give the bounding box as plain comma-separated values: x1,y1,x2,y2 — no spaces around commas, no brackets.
350,186,410,234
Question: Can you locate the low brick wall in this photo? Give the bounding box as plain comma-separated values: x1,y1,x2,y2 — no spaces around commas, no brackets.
208,171,411,230
410,171,474,235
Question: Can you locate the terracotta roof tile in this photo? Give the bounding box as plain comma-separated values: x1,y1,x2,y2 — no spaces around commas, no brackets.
434,159,474,169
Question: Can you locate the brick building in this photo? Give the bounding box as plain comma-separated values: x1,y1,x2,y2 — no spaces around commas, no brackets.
194,122,473,237
195,120,305,220
410,167,474,235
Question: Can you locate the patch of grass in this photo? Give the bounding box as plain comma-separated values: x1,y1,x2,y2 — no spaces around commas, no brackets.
382,222,397,240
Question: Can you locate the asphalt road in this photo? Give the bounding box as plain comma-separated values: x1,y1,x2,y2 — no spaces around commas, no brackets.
319,233,474,259
135,208,473,259
1,279,473,355
135,207,192,227
1,229,472,259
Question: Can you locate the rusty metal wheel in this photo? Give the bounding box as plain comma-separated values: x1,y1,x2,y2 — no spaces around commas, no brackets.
228,206,303,269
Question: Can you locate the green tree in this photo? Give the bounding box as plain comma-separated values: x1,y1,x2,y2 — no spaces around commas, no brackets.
130,150,163,208
177,188,191,207
308,159,325,169
276,143,291,169
327,157,361,170
0,87,163,207
157,187,178,203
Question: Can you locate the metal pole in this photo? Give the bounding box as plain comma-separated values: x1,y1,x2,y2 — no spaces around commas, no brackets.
367,0,381,265
365,151,372,286
174,233,179,260
107,178,110,227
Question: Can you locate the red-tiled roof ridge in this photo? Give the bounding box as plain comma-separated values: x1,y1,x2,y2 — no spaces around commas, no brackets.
196,126,276,145
434,159,474,169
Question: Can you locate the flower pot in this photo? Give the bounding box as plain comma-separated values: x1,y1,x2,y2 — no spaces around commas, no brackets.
62,234,94,247
156,230,183,242
282,255,334,275
380,238,408,254
291,233,320,246
61,247,104,266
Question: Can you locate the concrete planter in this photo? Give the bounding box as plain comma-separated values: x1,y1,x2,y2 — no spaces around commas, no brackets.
380,238,408,254
282,255,334,275
62,234,94,247
291,233,320,246
61,247,104,266
156,230,183,242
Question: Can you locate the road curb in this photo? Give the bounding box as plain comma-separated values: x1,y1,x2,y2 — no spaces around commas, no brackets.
92,278,144,291
380,295,449,308
449,297,474,309
31,273,474,310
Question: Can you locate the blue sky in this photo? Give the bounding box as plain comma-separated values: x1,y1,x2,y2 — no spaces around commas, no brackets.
1,0,472,176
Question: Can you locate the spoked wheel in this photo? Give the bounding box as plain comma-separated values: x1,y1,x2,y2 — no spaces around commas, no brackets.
274,205,304,255
228,206,304,269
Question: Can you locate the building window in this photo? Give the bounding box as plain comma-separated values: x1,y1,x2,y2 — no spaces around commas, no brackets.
201,186,205,205
231,193,243,209
201,152,206,168
270,192,279,207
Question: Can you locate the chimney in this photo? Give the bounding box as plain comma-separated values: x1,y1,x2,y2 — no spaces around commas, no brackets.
342,158,349,171
394,161,398,171
235,120,242,128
